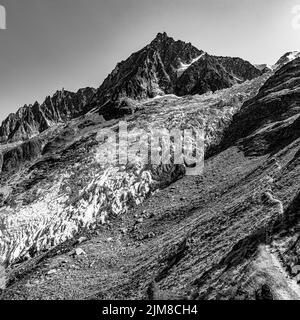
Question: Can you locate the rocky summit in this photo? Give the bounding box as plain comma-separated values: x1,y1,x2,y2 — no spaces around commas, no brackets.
0,33,299,301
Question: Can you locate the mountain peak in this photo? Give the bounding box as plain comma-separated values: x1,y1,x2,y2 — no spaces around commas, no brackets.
90,33,262,119
150,32,174,46
155,31,169,39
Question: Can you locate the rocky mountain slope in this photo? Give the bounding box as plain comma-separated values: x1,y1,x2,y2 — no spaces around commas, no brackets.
0,34,299,300
212,57,300,156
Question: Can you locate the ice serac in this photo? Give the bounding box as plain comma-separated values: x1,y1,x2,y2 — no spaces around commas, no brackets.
0,87,96,143
92,32,262,119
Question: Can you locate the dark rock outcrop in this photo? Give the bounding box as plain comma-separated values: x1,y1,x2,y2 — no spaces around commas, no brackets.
214,57,300,156
1,138,43,173
175,54,237,96
0,88,96,143
213,56,262,81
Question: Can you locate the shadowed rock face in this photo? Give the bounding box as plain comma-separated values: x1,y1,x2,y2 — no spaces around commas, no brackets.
0,88,96,143
213,57,300,156
1,138,43,174
175,54,237,96
213,56,263,81
175,54,262,96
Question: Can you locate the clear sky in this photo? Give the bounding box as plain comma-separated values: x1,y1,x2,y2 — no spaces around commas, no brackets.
0,0,299,121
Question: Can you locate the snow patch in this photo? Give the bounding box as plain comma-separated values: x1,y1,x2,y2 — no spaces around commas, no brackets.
177,53,206,77
287,51,300,62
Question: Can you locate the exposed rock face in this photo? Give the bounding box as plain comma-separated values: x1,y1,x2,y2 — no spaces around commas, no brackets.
175,54,237,96
0,88,96,143
175,54,262,96
214,56,263,81
1,138,43,174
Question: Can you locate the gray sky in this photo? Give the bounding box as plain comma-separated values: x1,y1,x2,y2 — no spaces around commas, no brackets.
0,0,299,121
